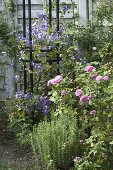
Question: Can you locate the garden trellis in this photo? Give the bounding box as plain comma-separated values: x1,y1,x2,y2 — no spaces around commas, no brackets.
0,0,92,100
22,0,61,94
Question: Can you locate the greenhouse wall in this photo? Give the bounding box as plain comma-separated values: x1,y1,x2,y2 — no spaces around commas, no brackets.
0,0,95,100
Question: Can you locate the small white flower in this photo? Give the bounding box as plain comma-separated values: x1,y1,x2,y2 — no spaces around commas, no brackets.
92,47,97,51
60,54,63,57
71,56,75,60
103,19,108,27
1,51,7,54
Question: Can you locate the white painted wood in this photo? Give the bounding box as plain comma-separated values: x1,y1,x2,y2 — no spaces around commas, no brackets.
0,6,2,11
17,4,43,10
17,9,44,18
60,0,78,3
89,0,93,20
17,10,77,19
0,0,3,11
78,0,87,25
17,0,43,4
5,57,15,98
52,11,75,19
45,0,78,4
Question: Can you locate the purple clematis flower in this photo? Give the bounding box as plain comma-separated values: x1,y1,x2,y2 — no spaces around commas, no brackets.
15,91,23,99
24,93,32,100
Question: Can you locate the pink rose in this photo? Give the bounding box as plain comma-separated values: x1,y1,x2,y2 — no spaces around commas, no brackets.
102,76,109,81
95,76,103,81
84,66,95,72
61,90,68,96
80,95,89,103
75,89,83,97
90,110,96,115
88,95,93,100
47,79,55,86
47,75,63,85
54,75,63,84
91,74,97,80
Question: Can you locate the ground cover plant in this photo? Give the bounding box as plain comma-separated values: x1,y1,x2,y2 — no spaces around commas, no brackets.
8,0,113,169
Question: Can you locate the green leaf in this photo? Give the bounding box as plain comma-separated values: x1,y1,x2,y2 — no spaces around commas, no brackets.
36,45,41,53
108,113,112,118
52,91,58,97
23,53,29,59
47,159,54,169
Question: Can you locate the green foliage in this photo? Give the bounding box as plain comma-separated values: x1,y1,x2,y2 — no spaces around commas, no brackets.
31,114,79,170
0,16,19,58
74,0,113,63
0,0,19,59
3,0,16,14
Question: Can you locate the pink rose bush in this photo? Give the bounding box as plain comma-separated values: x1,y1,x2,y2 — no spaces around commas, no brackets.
46,62,112,170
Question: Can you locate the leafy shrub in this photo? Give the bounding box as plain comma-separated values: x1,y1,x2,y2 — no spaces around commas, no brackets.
31,114,79,170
